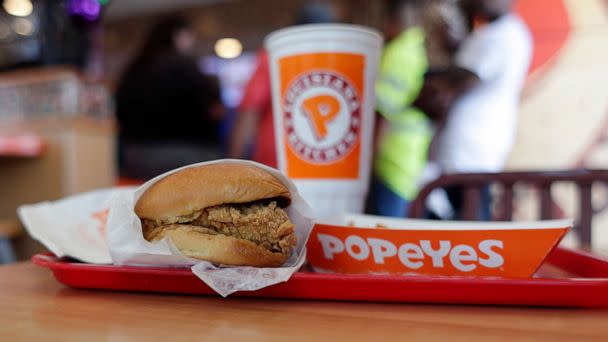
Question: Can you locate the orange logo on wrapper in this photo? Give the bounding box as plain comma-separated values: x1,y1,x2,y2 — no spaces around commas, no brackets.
306,224,568,277
92,208,109,237
279,53,365,179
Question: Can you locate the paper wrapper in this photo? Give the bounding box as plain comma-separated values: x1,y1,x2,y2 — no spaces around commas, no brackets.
18,188,135,264
106,159,315,296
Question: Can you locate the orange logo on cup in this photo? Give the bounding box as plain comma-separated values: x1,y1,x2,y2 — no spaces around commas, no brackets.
301,95,340,140
279,53,365,179
284,71,360,165
306,223,568,277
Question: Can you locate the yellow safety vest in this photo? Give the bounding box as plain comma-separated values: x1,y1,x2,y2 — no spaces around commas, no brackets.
374,27,432,200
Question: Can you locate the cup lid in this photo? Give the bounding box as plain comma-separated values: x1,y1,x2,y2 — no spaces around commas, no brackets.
265,23,383,50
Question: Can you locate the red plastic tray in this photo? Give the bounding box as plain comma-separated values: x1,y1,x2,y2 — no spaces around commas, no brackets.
32,247,608,308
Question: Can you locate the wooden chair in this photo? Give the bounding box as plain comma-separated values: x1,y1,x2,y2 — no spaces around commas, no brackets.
409,170,608,248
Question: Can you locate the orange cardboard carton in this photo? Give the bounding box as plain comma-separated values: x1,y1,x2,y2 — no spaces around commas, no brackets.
306,214,570,278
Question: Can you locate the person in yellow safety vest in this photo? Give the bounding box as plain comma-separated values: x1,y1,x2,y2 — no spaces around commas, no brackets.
369,0,433,217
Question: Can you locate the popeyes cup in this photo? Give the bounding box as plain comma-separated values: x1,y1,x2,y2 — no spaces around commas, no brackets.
265,24,382,219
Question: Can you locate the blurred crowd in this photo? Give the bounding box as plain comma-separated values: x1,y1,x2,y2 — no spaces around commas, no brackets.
115,0,532,219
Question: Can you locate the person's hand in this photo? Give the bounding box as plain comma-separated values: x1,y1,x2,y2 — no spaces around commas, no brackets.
415,76,454,121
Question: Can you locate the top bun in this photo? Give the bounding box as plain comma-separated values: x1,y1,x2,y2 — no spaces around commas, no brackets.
135,163,291,222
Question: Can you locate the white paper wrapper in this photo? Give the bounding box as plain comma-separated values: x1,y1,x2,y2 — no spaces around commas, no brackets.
18,187,136,264
106,159,315,297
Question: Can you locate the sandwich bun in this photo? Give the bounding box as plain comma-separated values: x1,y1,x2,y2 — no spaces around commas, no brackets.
134,163,295,267
135,163,291,222
146,224,290,267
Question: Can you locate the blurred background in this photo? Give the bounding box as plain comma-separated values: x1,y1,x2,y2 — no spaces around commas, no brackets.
2,0,608,261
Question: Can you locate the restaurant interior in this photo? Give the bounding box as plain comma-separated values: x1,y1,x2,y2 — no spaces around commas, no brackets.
2,0,608,258
2,0,608,339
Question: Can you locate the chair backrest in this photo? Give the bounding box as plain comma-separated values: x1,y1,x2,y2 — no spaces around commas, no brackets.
408,170,608,247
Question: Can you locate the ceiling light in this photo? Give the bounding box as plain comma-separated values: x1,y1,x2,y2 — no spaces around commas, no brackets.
214,38,242,59
3,0,33,17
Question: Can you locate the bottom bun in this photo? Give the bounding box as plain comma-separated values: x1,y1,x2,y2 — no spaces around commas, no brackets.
147,224,290,267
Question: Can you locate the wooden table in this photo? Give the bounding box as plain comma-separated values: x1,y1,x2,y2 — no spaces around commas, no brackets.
1,263,608,341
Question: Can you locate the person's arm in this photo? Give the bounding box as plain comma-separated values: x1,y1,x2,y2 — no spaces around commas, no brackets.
415,68,478,163
202,74,224,122
228,51,270,159
443,66,480,94
414,67,479,123
228,108,261,158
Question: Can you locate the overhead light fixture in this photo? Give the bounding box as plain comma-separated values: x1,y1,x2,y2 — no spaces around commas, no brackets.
214,38,242,59
13,17,33,36
3,0,33,17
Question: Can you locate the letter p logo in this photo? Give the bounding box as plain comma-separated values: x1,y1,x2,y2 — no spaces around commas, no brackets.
301,95,341,141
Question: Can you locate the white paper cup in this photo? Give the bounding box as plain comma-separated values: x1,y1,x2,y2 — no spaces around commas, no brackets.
265,24,383,219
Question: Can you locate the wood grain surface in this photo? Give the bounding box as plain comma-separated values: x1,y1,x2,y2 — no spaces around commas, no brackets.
1,263,608,341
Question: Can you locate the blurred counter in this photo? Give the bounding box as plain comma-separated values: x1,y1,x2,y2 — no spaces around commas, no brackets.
0,66,115,260
0,116,116,259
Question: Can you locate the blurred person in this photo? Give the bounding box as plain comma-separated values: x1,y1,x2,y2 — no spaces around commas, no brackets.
418,0,532,219
115,16,224,179
368,0,435,217
423,0,468,68
228,2,340,167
